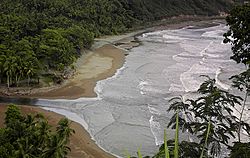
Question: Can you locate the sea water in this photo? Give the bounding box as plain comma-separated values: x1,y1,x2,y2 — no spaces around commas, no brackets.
24,23,250,157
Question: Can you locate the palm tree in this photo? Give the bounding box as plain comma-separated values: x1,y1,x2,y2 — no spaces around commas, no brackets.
3,57,13,89
15,137,35,158
41,118,74,158
0,55,6,84
57,118,75,143
15,56,24,87
23,55,39,87
3,56,19,89
42,135,70,158
37,120,51,145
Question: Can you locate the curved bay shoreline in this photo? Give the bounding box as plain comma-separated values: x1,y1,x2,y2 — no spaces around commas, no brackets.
0,18,225,158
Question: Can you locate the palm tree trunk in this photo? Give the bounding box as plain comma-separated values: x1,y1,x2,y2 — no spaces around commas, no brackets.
0,76,1,84
7,75,9,90
16,75,18,87
17,76,21,87
28,75,30,87
10,75,12,87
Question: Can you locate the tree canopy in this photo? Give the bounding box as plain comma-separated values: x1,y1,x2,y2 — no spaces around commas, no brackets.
0,104,75,158
224,4,250,66
0,0,233,88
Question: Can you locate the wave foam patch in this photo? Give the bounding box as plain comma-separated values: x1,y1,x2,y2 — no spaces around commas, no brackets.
94,63,127,98
162,34,188,41
149,116,163,146
169,83,185,92
180,42,210,55
138,80,149,95
141,29,190,44
180,73,201,92
201,29,225,39
142,31,162,38
215,68,231,90
180,62,218,92
148,105,161,115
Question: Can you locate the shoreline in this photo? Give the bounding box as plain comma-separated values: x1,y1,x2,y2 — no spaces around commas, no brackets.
0,17,225,100
41,106,123,158
30,44,126,99
0,44,126,99
0,18,227,158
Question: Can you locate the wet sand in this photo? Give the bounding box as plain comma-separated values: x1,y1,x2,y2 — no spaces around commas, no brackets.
0,18,224,100
0,38,135,158
31,44,126,99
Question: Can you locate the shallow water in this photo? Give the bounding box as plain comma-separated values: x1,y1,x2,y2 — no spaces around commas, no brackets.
1,23,250,157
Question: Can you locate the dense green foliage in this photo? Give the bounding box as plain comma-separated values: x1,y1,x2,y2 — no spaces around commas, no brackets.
0,0,233,88
0,104,74,158
127,0,232,21
224,4,250,65
229,142,250,158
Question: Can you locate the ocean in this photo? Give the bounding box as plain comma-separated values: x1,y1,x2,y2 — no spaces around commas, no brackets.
2,22,250,157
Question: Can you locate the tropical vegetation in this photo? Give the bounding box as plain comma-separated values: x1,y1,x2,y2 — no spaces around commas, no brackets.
0,0,233,88
0,104,75,158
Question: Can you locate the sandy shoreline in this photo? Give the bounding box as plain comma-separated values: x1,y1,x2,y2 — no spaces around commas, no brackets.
30,44,126,99
32,19,224,99
0,34,139,158
0,18,226,158
0,18,225,100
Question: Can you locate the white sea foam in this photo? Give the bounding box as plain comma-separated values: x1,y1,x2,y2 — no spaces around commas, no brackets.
142,31,162,38
148,105,161,115
179,62,218,92
149,116,163,146
203,52,221,58
162,34,188,41
138,80,149,95
201,29,225,39
141,29,191,44
29,23,247,157
215,68,231,90
200,41,214,56
180,73,201,92
169,83,185,92
94,63,127,98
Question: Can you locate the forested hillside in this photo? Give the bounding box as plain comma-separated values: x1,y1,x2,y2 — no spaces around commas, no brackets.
0,0,233,88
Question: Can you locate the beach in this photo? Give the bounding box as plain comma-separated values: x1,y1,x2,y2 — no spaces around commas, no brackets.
0,29,144,157
31,44,126,99
0,28,145,158
0,18,231,157
0,17,224,99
